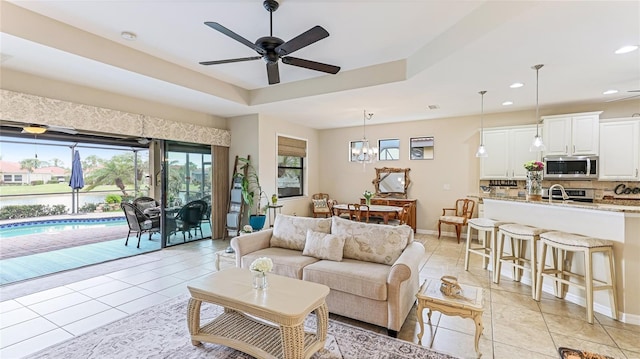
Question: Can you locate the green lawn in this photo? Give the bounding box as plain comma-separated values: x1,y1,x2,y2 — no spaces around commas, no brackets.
0,184,126,196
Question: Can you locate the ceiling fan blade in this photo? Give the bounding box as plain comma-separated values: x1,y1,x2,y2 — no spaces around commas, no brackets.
605,94,640,103
267,62,280,85
48,125,78,135
200,56,261,65
204,22,266,55
281,56,340,74
275,26,329,56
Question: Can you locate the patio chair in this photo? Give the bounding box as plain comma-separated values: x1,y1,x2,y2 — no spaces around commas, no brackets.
171,199,207,241
133,196,160,217
121,202,160,248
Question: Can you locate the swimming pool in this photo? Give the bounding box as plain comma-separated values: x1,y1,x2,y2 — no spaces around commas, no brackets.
0,217,127,238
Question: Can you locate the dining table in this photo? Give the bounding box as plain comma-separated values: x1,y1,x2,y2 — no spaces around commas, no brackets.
332,204,403,224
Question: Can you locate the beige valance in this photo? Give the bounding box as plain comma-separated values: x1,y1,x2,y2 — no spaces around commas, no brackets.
278,136,307,157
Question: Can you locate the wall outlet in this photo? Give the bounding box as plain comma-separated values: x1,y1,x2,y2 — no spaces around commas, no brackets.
443,184,451,191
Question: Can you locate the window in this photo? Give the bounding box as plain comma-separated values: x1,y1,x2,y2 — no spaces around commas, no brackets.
410,136,435,160
14,175,22,182
277,136,306,198
378,139,400,161
3,175,12,182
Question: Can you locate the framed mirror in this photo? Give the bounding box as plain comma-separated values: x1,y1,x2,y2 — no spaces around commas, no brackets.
410,136,434,160
372,167,411,198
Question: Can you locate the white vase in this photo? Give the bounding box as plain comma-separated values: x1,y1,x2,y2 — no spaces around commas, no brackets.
251,270,268,290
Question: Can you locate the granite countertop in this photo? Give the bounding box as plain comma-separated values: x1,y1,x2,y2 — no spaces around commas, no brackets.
469,193,640,213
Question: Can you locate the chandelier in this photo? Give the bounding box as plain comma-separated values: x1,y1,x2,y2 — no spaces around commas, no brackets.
353,110,378,164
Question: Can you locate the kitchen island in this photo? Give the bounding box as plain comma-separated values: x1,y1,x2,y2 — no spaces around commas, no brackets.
476,195,640,324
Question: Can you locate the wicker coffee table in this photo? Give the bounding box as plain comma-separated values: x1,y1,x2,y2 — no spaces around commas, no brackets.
187,267,330,359
416,278,485,358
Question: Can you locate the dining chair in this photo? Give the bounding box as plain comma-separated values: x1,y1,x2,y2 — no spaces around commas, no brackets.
438,198,475,243
387,203,412,226
348,203,370,223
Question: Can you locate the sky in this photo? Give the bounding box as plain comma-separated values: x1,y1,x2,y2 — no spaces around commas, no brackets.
0,138,132,168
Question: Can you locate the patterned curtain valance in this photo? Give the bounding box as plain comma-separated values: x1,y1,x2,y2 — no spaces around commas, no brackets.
0,89,230,147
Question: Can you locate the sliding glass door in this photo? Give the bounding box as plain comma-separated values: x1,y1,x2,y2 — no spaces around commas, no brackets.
162,141,212,247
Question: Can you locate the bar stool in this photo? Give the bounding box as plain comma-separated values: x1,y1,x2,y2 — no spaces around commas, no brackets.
494,224,549,298
535,231,618,324
464,218,510,272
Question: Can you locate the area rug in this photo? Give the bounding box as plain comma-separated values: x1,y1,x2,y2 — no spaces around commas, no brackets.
558,347,614,359
28,294,458,359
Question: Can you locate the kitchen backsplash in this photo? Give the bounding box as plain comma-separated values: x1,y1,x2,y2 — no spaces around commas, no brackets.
479,179,640,204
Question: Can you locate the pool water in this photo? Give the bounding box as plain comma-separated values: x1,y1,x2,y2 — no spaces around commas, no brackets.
0,217,127,238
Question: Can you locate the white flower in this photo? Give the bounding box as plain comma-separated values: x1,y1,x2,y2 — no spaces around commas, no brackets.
250,257,273,273
242,225,253,233
363,190,373,199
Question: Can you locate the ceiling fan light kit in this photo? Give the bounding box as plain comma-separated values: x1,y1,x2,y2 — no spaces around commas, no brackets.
200,0,340,85
22,125,47,134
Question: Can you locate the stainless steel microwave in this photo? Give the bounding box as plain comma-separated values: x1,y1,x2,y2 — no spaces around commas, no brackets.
543,156,598,179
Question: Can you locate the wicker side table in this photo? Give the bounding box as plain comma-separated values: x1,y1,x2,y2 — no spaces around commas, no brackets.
214,249,236,271
416,279,485,358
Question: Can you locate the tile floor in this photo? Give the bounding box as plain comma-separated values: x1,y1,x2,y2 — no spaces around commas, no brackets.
1,234,638,359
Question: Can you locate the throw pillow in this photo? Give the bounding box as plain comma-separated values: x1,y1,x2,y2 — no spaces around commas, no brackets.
302,229,346,261
270,214,332,251
331,216,412,265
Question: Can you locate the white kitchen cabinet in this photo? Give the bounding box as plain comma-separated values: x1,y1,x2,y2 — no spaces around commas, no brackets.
542,111,601,156
480,126,539,179
599,118,640,181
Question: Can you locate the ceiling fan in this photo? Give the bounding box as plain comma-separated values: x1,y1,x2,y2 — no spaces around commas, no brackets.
605,90,640,102
0,121,78,135
21,124,78,135
199,0,340,85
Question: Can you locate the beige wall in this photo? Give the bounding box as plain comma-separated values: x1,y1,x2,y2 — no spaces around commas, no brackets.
318,100,640,233
258,114,321,218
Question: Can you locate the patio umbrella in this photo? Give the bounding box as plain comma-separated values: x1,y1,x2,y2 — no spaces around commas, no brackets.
69,150,85,213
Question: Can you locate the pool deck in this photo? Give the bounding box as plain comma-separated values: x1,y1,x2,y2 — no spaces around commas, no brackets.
0,212,127,260
0,212,212,286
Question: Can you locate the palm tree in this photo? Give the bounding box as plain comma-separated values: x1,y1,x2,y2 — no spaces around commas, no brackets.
20,158,41,184
84,153,136,192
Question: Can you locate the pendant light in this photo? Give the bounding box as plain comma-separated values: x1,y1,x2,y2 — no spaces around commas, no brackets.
530,64,545,152
475,90,488,157
354,110,377,165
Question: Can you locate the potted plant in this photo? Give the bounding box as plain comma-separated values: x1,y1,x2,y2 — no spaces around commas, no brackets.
235,157,268,231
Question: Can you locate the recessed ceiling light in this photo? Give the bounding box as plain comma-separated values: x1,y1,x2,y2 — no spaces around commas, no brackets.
427,104,440,110
121,31,137,41
603,89,619,95
502,101,513,106
509,82,524,89
615,45,638,54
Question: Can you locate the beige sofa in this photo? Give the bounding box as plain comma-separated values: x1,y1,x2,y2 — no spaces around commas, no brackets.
230,214,425,336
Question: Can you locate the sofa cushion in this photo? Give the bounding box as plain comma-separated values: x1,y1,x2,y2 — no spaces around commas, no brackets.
302,230,346,261
241,247,319,280
331,216,411,265
303,259,390,301
270,214,332,251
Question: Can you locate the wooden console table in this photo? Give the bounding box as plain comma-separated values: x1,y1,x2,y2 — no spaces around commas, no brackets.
362,198,417,232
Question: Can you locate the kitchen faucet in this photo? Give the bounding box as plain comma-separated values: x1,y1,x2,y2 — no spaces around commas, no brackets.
548,184,570,203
